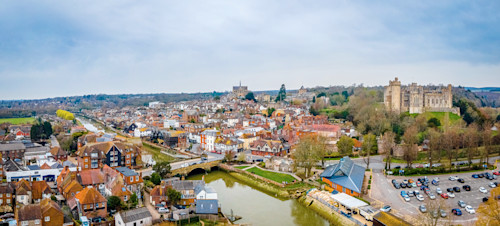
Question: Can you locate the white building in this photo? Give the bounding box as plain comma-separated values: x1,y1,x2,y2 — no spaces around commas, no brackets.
114,207,153,226
164,119,180,129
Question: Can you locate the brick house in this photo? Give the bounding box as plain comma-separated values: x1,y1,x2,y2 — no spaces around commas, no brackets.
250,140,285,157
16,204,42,226
70,187,107,220
76,141,141,170
40,198,64,226
49,147,68,161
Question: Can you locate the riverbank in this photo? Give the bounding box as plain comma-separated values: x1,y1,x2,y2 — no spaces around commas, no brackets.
298,196,355,226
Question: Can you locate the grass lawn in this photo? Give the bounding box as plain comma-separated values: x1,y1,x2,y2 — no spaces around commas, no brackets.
409,112,462,125
142,142,175,162
234,165,249,170
0,117,35,125
245,167,297,183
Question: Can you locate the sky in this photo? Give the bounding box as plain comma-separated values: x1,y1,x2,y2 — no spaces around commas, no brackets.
0,0,499,100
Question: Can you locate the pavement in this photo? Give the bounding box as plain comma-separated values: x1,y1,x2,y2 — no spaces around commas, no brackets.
144,192,162,221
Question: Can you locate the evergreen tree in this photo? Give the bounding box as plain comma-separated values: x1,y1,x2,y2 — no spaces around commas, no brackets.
275,84,286,102
245,92,256,102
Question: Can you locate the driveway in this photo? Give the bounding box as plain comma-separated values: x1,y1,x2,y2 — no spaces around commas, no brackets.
144,192,161,221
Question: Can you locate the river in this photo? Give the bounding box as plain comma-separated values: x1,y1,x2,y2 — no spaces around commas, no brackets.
188,171,328,226
77,117,105,134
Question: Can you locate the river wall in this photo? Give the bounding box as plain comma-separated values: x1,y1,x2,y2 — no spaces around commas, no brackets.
298,196,355,226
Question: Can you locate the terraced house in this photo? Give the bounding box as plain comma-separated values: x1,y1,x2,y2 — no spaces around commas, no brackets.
76,141,141,170
250,140,285,157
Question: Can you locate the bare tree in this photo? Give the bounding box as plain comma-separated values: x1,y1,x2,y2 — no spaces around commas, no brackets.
418,198,453,226
464,124,479,169
482,123,493,165
443,130,455,171
362,133,376,169
293,134,326,178
403,126,418,168
427,129,442,170
381,131,396,170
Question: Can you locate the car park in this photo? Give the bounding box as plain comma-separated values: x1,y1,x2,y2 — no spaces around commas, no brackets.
458,200,466,208
479,187,487,193
452,208,462,216
463,185,471,191
447,192,455,198
441,193,449,199
380,205,391,212
465,205,475,214
436,188,442,194
419,205,427,213
440,209,447,218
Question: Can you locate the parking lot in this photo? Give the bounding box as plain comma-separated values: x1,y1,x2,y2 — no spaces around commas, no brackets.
378,169,498,224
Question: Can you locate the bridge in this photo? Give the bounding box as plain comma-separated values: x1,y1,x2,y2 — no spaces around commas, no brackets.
171,160,222,176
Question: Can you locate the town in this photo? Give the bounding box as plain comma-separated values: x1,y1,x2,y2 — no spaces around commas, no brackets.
0,78,499,226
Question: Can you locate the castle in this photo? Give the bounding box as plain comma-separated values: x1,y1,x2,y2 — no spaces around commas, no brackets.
384,77,459,114
232,81,249,98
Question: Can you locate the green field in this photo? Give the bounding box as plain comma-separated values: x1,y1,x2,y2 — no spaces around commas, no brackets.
409,112,461,124
0,117,35,125
142,142,175,162
234,165,249,170
246,167,297,183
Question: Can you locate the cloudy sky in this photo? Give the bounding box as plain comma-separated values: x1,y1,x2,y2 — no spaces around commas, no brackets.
0,1,499,100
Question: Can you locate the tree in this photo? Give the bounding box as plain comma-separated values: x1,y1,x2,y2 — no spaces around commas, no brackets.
427,117,441,128
381,131,395,170
476,187,500,225
153,162,171,178
108,196,123,211
427,129,442,171
275,84,286,102
464,124,479,169
361,133,376,169
292,134,326,178
442,130,455,171
128,193,138,208
418,199,451,226
266,108,276,117
237,152,246,162
224,150,236,162
482,124,493,165
245,92,256,102
402,126,418,168
337,135,354,156
167,188,181,205
43,121,53,138
151,172,161,185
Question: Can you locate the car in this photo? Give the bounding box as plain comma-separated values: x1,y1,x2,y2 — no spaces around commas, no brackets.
452,208,462,216
428,192,436,200
407,179,412,184
393,182,400,189
447,188,453,192
463,185,471,191
447,192,455,198
495,182,499,187
400,183,407,188
478,173,485,178
441,193,449,199
420,185,428,191
440,209,447,218
436,188,442,194
472,174,479,178
453,187,461,192
411,182,417,187
392,179,397,184
432,180,439,186
493,171,500,176
414,190,420,196
401,191,407,197
449,176,458,181
419,205,427,213
408,190,414,197
380,205,391,212
479,187,487,193
489,182,497,188
416,194,424,201
465,205,475,214
483,197,489,202
458,178,465,183
423,187,430,194
158,207,169,213
431,210,439,218
395,166,401,169
416,181,422,187
458,200,466,208
403,195,410,202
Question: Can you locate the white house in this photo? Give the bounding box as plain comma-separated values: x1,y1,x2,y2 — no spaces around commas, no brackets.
164,119,180,129
134,128,152,137
114,207,153,226
195,185,218,200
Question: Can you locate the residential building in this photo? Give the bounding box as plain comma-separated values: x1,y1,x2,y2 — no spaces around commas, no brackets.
250,140,285,157
70,187,107,220
16,204,42,226
115,167,143,195
114,207,153,226
40,198,64,226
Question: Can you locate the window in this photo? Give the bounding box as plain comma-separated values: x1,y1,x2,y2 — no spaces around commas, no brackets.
136,176,139,181
35,219,40,225
130,177,133,182
0,200,2,204
22,221,28,226
96,203,99,208
45,216,50,222
6,199,10,204
85,158,88,162
6,194,9,197
124,195,128,201
21,196,24,200
126,160,130,164
351,190,353,194
91,153,98,158
90,204,93,209
0,194,2,197
85,165,88,168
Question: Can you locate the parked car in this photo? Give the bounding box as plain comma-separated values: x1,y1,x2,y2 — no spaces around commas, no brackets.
483,197,489,202
400,191,407,197
478,173,485,178
493,171,500,176
447,192,455,198
440,209,447,218
380,205,391,212
431,210,439,218
447,188,454,192
472,174,479,178
465,205,475,214
400,183,407,188
416,194,424,201
458,178,465,183
411,182,417,187
407,179,412,184
449,176,458,181
432,179,439,186
428,192,436,200
479,187,487,193
419,205,427,213
416,181,422,187
452,208,462,216
403,195,410,202
489,182,497,188
158,207,169,213
441,193,449,199
458,200,466,208
453,187,461,192
463,185,471,191
392,179,397,184
436,188,442,194
408,190,414,197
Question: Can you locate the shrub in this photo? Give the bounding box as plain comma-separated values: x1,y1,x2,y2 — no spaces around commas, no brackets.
368,180,371,184
143,176,151,181
367,185,371,190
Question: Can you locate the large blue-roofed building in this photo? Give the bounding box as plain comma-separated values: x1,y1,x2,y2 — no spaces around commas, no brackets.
320,156,366,197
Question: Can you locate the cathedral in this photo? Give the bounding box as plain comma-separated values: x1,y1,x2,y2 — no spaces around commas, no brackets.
384,77,459,115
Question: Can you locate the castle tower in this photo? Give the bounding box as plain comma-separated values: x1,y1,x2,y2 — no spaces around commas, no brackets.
384,77,402,113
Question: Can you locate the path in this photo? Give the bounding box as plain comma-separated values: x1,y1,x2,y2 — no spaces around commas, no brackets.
253,165,303,181
144,192,161,221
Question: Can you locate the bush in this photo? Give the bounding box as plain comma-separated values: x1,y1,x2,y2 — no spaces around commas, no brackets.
368,180,371,184
143,176,151,181
367,185,371,190
370,175,372,180
258,162,265,168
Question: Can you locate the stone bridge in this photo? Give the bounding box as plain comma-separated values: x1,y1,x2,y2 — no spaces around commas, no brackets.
172,160,222,176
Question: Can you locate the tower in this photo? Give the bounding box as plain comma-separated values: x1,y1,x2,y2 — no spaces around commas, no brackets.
384,77,401,113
